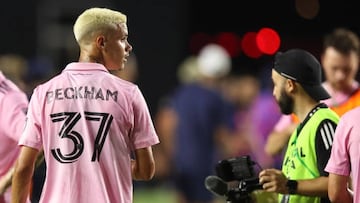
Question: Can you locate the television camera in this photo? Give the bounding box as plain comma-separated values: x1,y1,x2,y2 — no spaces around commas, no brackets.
205,155,263,203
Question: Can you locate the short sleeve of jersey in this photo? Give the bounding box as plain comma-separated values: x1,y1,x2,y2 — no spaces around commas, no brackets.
130,86,159,150
273,114,293,132
19,87,43,150
325,114,352,176
315,119,337,176
0,91,28,141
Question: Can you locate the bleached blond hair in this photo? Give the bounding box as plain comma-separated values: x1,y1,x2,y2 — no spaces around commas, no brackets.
73,7,127,43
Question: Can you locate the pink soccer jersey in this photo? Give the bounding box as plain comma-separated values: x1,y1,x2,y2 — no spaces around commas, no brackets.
19,63,160,203
325,106,360,203
0,71,28,203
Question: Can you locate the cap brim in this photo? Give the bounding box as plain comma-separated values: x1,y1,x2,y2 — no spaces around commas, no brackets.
302,84,331,101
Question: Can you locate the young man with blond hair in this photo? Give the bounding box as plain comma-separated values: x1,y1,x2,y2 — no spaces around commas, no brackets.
11,7,159,203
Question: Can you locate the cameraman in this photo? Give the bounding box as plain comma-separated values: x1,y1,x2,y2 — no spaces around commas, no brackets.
259,49,338,203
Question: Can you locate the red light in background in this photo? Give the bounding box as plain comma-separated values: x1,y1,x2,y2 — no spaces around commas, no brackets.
215,32,241,57
256,28,281,55
189,32,213,55
241,32,262,58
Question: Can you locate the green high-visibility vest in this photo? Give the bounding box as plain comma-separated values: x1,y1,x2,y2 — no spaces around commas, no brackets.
279,107,339,203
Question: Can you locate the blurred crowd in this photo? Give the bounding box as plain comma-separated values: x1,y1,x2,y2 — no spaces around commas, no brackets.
148,42,282,203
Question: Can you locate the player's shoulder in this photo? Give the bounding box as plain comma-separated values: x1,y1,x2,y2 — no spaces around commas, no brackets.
341,106,360,121
105,73,138,90
0,86,28,105
108,73,135,85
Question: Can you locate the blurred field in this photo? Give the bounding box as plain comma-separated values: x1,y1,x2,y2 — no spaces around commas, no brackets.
133,186,177,203
133,186,277,203
133,185,225,203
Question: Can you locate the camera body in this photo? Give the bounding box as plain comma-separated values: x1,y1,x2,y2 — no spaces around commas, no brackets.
215,155,263,203
216,155,256,182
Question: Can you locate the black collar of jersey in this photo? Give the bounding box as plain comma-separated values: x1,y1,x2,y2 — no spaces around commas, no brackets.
295,103,328,137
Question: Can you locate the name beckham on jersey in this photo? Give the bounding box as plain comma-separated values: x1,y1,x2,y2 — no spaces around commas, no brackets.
46,86,118,103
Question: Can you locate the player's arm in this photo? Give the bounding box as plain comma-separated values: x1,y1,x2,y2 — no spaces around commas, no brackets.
326,117,353,202
0,150,44,196
11,146,39,203
131,146,155,181
265,121,297,156
130,86,159,181
328,173,353,203
0,93,29,195
0,167,14,195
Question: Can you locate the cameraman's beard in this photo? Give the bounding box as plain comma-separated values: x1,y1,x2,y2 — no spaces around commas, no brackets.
278,89,294,115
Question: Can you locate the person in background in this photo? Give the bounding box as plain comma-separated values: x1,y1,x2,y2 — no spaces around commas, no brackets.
0,54,30,203
157,43,236,203
152,55,201,184
265,28,360,161
11,7,159,203
220,72,261,158
259,49,338,203
220,69,281,203
220,68,281,169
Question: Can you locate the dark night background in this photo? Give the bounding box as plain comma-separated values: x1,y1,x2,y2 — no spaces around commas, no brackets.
1,0,359,115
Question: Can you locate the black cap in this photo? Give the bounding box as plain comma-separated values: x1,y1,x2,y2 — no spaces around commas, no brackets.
273,49,330,101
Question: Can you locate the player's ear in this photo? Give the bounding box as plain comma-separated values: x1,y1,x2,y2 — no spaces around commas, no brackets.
96,35,106,49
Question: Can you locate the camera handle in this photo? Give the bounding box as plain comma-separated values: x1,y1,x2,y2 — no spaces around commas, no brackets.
225,186,253,203
225,178,263,203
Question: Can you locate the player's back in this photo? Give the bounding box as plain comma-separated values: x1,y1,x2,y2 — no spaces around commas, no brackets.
32,63,139,203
